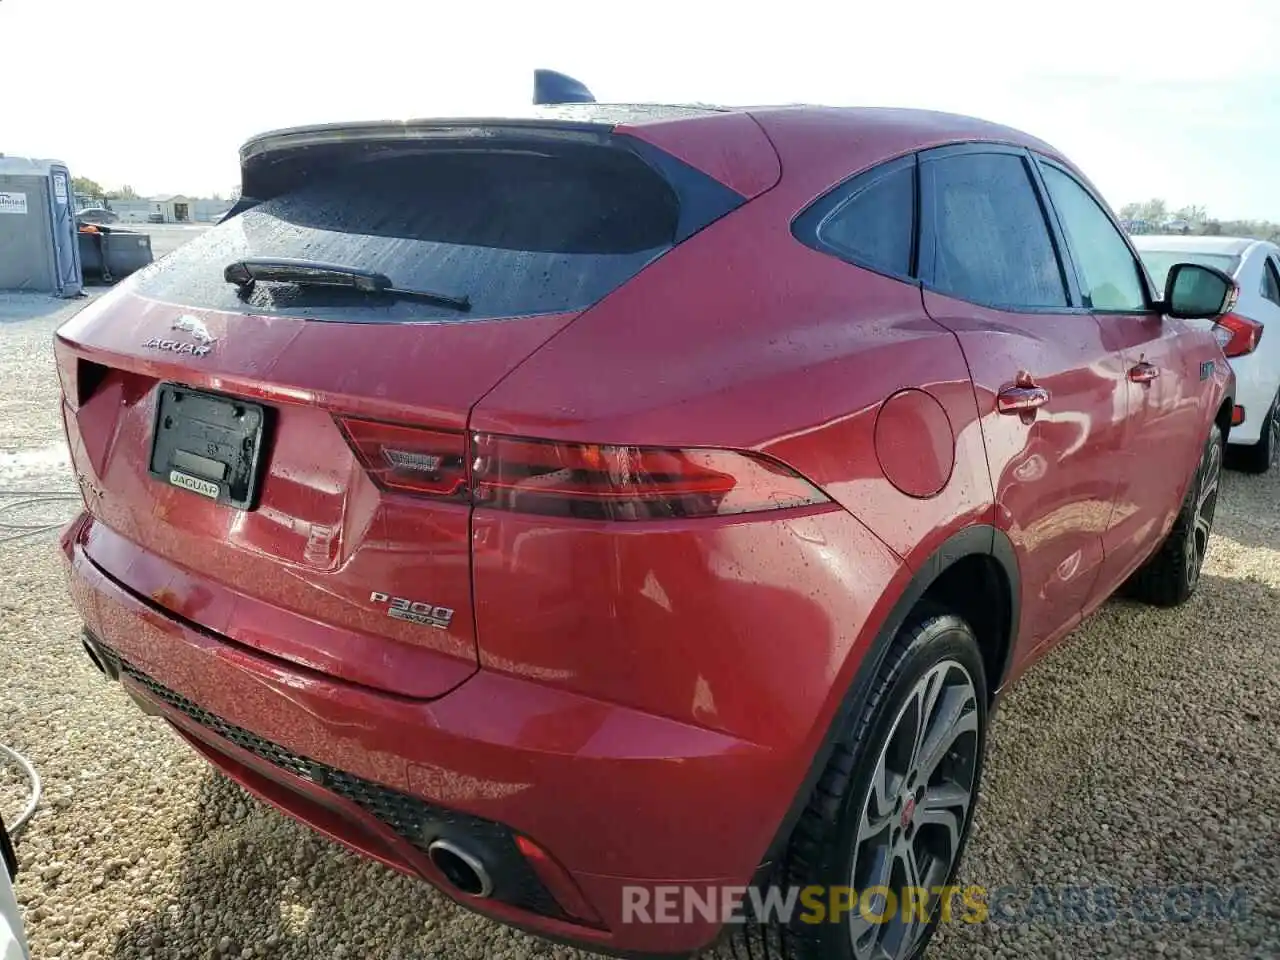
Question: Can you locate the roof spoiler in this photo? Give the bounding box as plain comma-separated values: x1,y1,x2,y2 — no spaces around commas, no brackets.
533,69,595,105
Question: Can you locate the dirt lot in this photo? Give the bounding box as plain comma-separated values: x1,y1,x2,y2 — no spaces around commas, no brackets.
0,293,1276,959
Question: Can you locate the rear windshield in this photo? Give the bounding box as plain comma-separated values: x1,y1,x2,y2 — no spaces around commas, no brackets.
1138,251,1240,292
134,147,680,322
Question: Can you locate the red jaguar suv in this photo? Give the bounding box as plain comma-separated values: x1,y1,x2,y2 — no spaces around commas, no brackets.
57,100,1236,959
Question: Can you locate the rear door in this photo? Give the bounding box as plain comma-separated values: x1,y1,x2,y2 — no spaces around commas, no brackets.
1033,158,1210,595
56,123,755,699
917,145,1126,656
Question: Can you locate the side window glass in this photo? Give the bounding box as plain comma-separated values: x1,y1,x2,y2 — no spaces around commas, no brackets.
921,153,1066,308
1039,165,1148,312
793,161,916,277
815,164,915,277
1261,257,1280,307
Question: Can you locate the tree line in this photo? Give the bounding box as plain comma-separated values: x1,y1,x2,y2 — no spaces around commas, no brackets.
70,176,239,204
71,176,139,201
1119,199,1280,242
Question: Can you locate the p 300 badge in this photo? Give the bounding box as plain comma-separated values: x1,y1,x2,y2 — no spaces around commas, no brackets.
369,591,454,630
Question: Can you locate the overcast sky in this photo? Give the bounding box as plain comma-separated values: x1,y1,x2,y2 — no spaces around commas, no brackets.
4,0,1280,219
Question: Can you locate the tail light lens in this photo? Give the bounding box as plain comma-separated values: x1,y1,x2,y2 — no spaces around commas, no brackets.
337,418,829,519
1214,313,1264,358
336,417,468,499
472,435,829,520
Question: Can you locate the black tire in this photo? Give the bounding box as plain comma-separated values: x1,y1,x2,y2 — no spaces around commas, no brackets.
729,610,989,960
1234,394,1278,475
1124,424,1223,607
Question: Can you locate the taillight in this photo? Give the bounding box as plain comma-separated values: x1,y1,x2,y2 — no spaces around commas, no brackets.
336,417,468,499
1214,313,1264,358
336,418,830,520
472,435,829,520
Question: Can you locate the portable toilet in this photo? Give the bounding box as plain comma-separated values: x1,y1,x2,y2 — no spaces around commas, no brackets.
0,157,83,296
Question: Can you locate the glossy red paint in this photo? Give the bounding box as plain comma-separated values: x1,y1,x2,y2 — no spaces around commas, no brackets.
873,389,955,498
615,111,781,199
921,292,1126,655
63,516,905,954
55,105,1232,955
471,186,995,569
56,296,578,698
472,504,900,746
1090,309,1228,605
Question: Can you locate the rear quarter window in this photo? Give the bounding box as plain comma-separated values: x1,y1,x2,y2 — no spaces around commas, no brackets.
792,156,916,279
134,149,682,323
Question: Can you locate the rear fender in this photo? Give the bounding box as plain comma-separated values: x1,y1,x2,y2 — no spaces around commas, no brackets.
754,523,1019,877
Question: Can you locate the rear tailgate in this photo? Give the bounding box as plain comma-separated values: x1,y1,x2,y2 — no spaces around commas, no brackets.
58,299,575,699
56,112,778,699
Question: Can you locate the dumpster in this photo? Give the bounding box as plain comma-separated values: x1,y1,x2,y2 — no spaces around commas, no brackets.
78,224,154,283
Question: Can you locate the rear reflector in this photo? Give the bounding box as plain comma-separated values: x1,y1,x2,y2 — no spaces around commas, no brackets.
336,418,829,519
514,834,603,926
1214,313,1264,358
1232,405,1246,426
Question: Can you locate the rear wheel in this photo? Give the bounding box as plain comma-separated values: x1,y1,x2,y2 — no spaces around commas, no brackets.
732,610,988,960
1125,424,1223,607
1235,392,1279,474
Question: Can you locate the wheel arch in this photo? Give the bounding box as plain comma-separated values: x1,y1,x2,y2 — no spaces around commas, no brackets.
755,523,1019,876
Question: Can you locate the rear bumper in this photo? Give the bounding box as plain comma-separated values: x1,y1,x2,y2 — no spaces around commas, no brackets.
1225,356,1276,446
63,511,848,956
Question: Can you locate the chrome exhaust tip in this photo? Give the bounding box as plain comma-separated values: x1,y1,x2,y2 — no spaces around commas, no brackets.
427,839,493,898
80,631,118,682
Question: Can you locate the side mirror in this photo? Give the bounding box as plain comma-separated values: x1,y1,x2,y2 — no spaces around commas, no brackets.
1163,262,1238,320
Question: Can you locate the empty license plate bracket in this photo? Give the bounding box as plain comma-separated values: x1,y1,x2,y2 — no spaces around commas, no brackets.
148,385,268,509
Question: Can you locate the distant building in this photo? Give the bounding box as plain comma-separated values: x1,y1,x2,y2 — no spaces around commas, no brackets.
75,195,233,224
152,195,194,223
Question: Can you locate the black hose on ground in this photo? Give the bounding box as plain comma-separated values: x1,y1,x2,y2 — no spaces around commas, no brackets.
0,490,82,545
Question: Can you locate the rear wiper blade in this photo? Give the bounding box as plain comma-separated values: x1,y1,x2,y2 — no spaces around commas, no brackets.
223,258,470,311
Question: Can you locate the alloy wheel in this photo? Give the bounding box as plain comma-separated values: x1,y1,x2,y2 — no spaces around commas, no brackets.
1185,436,1222,590
848,660,980,960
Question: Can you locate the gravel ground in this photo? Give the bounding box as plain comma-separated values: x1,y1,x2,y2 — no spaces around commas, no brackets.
0,291,1276,959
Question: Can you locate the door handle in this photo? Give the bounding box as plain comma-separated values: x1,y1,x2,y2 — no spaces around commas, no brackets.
997,376,1050,415
1128,362,1160,384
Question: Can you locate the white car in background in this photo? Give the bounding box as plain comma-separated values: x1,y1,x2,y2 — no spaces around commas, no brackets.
1134,235,1280,473
0,813,28,960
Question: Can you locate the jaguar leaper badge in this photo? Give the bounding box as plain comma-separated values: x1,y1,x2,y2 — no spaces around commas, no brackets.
142,315,217,357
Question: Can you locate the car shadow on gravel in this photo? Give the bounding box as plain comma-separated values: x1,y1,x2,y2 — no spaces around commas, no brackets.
108,770,563,960
1214,470,1280,553
931,570,1280,960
